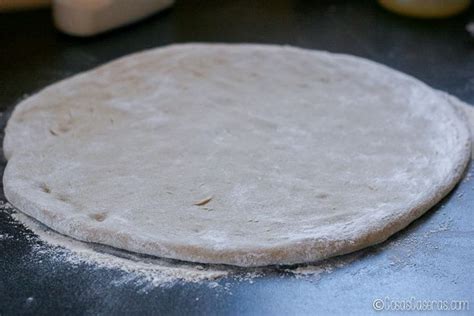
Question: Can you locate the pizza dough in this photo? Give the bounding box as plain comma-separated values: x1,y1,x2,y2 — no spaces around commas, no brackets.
453,96,474,157
3,44,471,267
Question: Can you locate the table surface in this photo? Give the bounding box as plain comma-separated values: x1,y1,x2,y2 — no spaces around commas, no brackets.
0,1,473,315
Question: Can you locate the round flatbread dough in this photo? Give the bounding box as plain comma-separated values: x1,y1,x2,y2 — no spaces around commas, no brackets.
3,44,471,267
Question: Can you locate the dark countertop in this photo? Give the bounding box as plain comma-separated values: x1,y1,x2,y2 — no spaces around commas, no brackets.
0,1,473,315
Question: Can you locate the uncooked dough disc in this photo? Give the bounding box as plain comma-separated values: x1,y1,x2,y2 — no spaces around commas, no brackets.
3,44,471,267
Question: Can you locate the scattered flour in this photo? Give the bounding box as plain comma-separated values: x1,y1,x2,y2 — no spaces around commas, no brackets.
0,201,399,288
1,201,358,288
284,254,360,280
1,201,230,288
0,232,13,240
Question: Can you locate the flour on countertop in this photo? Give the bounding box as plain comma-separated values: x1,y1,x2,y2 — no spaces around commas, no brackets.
0,196,459,289
1,201,366,288
2,202,229,287
0,232,13,240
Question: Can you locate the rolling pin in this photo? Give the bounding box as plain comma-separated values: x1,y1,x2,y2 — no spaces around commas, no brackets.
52,0,174,37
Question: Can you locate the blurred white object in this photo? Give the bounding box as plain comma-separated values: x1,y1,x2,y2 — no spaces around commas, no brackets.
53,0,174,37
467,22,474,36
378,0,471,18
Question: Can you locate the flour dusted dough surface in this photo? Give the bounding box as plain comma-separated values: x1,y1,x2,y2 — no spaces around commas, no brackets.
452,96,474,157
3,44,471,266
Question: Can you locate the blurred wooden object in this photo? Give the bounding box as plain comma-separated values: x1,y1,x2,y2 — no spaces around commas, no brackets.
378,0,471,18
0,0,50,11
52,0,174,37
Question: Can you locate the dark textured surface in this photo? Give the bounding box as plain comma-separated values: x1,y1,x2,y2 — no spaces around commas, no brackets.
0,1,473,315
